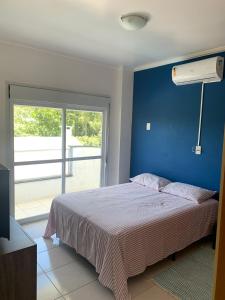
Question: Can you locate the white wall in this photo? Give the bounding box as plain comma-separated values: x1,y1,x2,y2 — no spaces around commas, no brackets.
0,42,133,185
119,67,134,183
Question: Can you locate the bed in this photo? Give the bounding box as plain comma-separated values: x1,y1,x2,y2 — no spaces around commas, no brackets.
44,182,218,300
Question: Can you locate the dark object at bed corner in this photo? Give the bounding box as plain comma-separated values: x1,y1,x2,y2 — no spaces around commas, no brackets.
211,193,219,249
213,192,220,201
212,223,217,250
0,164,10,239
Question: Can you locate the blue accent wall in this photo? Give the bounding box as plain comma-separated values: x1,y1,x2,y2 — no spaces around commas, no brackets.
131,52,225,191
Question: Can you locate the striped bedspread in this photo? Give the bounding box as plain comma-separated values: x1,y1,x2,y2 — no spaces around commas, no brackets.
44,182,218,300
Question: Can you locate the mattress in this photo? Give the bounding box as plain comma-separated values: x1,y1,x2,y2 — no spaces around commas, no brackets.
44,182,218,300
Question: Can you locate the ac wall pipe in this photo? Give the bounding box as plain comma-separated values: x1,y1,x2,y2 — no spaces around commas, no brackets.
197,82,205,147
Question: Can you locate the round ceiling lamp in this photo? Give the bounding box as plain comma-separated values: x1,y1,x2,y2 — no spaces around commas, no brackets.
120,13,149,31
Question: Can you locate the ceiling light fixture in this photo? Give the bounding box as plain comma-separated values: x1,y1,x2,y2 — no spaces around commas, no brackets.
120,13,149,31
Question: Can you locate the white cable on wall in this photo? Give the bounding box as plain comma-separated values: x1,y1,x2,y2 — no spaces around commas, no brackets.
197,82,205,147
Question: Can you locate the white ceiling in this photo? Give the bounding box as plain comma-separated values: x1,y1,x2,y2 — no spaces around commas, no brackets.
0,0,225,68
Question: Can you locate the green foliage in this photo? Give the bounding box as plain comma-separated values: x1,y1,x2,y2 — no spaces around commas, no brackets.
66,110,102,139
14,106,102,146
14,106,61,137
77,135,101,147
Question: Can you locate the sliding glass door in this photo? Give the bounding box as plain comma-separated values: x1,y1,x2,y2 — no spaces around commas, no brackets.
65,109,103,193
13,103,107,221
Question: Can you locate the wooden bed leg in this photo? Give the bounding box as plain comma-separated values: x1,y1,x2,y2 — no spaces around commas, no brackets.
171,253,176,261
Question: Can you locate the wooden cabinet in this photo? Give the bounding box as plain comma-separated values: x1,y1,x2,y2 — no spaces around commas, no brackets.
0,218,37,300
213,129,225,300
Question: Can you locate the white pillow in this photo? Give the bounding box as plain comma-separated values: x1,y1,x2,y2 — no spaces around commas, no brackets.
161,182,216,203
130,173,171,191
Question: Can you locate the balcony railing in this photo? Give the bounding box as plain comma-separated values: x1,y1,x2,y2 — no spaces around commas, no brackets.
14,145,101,220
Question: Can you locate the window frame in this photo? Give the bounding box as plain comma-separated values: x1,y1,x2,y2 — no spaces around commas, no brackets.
9,85,110,223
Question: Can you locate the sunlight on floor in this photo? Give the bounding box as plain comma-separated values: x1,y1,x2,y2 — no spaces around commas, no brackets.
15,197,52,220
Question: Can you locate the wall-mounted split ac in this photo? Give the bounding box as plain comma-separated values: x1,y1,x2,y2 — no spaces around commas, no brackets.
172,56,224,155
172,56,224,85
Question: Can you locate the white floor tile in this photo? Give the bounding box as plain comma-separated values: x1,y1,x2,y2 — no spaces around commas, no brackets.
17,201,43,209
38,246,75,272
35,236,60,253
38,198,53,209
22,219,48,239
64,281,114,300
22,205,49,218
46,261,97,295
37,264,44,276
16,197,53,219
15,207,27,219
37,273,62,300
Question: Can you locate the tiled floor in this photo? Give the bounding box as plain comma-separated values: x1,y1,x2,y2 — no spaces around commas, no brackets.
16,198,52,220
22,220,179,300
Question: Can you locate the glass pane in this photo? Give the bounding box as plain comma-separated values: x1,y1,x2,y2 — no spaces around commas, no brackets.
14,105,62,162
66,110,103,158
15,163,61,220
66,159,101,193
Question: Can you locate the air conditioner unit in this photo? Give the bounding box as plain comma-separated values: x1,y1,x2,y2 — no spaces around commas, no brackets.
172,56,224,85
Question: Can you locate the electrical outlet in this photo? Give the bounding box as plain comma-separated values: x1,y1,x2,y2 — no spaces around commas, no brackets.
195,145,202,155
146,122,151,131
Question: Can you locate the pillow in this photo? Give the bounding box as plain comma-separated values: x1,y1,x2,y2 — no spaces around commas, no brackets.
161,182,216,203
130,173,171,191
